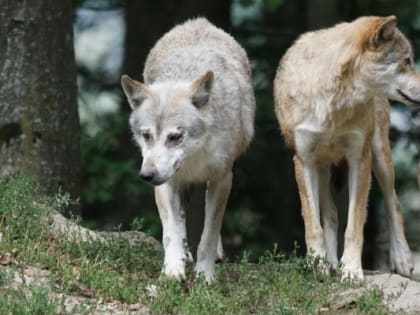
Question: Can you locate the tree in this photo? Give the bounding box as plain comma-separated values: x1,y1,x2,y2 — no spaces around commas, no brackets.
0,0,81,211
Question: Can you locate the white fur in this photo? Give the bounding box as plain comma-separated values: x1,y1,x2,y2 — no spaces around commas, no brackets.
122,18,255,282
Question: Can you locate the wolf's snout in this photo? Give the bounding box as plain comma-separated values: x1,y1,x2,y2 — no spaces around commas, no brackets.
140,170,156,183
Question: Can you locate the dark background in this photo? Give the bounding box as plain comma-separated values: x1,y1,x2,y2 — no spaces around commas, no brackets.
75,0,420,266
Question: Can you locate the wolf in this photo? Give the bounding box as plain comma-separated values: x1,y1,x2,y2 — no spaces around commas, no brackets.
121,18,255,282
274,16,419,280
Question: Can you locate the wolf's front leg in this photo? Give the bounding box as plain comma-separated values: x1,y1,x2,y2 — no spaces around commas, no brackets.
293,155,327,262
195,171,232,282
155,184,188,281
341,147,371,281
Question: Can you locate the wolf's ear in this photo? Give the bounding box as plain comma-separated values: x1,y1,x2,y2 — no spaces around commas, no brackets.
190,71,214,108
370,16,397,48
121,75,150,110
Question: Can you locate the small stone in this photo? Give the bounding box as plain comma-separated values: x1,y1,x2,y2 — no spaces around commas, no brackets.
146,284,158,298
0,253,11,266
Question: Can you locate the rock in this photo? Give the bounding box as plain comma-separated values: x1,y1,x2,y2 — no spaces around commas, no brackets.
326,270,420,314
365,271,420,314
327,287,367,311
98,230,161,251
51,212,107,243
49,211,161,251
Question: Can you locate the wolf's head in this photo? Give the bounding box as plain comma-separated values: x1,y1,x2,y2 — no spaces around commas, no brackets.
353,16,420,105
121,71,213,185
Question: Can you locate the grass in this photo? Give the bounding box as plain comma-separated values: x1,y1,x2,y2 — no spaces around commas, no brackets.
0,175,391,314
0,285,61,315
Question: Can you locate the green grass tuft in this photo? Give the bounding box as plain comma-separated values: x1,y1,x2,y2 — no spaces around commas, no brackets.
0,286,59,315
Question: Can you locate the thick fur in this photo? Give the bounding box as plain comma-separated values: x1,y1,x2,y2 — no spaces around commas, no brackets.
274,16,419,280
121,18,255,282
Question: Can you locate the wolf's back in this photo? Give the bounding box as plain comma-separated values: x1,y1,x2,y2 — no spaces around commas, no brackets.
143,18,250,83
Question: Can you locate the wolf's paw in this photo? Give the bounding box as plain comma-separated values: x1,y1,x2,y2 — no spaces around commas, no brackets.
328,259,339,272
195,261,215,283
340,262,364,282
307,247,331,276
390,241,413,277
325,248,338,271
163,260,186,281
319,263,332,276
309,258,332,276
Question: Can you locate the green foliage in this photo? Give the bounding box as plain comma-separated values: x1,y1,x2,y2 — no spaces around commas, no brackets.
80,111,157,230
131,215,161,236
355,288,387,313
81,112,151,205
0,175,54,257
0,286,59,315
237,0,284,11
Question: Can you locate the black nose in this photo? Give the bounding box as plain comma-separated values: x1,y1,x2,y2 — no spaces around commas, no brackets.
140,171,155,182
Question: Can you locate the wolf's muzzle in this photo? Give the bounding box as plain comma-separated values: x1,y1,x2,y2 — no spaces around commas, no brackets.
140,171,155,183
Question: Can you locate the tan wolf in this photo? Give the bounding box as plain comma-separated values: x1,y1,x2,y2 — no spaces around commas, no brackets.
274,16,418,280
121,18,255,282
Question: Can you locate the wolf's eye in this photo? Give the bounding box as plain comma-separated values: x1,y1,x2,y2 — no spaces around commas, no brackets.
404,57,412,66
142,132,152,141
167,133,183,143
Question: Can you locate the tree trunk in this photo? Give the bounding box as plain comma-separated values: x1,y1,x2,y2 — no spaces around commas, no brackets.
0,0,81,211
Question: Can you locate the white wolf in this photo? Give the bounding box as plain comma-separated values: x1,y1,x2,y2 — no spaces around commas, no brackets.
121,18,255,282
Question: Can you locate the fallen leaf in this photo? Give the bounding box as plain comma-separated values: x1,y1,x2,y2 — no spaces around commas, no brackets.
79,285,94,297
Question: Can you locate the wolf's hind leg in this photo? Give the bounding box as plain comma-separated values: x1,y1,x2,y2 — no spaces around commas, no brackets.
372,110,413,277
216,235,224,261
155,184,188,281
195,171,232,282
319,166,338,269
